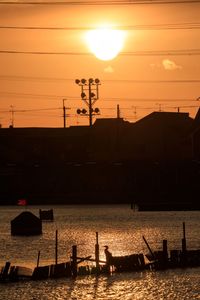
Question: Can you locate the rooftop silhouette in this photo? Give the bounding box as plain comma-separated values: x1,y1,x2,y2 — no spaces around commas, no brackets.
0,109,200,210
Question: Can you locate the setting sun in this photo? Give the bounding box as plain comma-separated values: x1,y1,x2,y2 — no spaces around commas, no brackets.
85,28,126,61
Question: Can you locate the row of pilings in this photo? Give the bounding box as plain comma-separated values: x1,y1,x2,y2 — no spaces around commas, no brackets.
1,224,200,283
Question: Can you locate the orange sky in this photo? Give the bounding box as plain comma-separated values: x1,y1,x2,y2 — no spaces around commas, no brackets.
0,0,200,128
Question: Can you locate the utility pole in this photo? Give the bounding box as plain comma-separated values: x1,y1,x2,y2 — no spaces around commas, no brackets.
63,98,66,128
75,78,101,127
88,81,92,127
117,104,120,119
133,106,137,120
10,105,14,128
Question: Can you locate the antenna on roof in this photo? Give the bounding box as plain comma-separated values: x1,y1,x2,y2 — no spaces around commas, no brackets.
117,104,120,119
9,105,14,128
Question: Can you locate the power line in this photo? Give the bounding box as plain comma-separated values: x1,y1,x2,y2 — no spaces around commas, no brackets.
0,75,73,82
122,50,200,56
102,97,198,102
0,75,200,83
1,23,200,30
1,105,199,127
0,107,63,114
0,91,198,102
15,107,62,112
0,49,200,56
0,0,200,5
0,50,89,56
1,104,199,120
0,91,69,99
1,104,199,114
104,79,200,83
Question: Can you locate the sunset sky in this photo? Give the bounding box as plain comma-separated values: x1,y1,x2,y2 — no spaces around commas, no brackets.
0,0,200,128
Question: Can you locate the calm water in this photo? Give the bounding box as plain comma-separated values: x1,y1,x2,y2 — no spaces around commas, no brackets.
0,205,200,299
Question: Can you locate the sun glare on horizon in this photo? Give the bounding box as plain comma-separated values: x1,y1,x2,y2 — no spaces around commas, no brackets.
85,27,126,61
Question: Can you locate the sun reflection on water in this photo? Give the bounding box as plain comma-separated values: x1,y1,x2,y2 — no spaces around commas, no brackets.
0,206,199,299
1,269,199,300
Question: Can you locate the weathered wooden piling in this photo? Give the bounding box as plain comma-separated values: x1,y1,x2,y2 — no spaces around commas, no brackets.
50,262,71,278
9,266,18,282
110,253,146,272
143,236,155,260
78,265,90,275
71,245,77,277
1,262,10,281
181,222,187,265
32,265,49,280
163,239,168,265
182,222,187,253
170,250,180,267
152,240,168,270
55,230,58,265
37,251,40,268
95,232,100,269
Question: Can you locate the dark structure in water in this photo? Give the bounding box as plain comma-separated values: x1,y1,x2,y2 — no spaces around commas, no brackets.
11,211,42,236
39,209,54,221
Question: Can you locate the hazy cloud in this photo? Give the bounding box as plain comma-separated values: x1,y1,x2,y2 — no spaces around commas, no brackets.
150,59,182,71
162,59,182,70
104,66,114,73
150,62,160,69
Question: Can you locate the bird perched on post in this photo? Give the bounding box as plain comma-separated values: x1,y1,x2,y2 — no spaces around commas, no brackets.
104,245,113,266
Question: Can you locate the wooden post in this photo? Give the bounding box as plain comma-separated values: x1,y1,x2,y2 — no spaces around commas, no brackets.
143,236,155,259
182,222,187,253
183,222,186,239
55,230,58,265
117,104,120,119
72,245,77,277
1,262,10,280
181,222,187,265
162,239,168,265
95,232,100,269
37,250,40,268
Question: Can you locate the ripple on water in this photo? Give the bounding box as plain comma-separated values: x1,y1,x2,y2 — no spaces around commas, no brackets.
0,206,199,299
0,269,199,300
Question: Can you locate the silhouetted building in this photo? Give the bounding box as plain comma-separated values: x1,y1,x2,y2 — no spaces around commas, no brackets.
0,110,200,209
129,112,192,160
0,111,194,164
188,108,200,160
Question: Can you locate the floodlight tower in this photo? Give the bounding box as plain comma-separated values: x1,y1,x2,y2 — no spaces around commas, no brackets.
75,78,100,127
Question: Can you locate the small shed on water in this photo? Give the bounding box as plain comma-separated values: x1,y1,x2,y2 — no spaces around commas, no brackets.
11,211,42,236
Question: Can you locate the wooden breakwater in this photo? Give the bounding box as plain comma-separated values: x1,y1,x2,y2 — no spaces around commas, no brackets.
0,262,33,282
1,223,200,283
